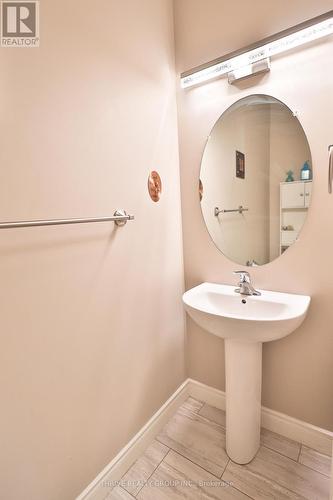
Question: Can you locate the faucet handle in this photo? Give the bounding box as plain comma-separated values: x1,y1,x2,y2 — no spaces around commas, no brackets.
233,271,261,296
233,270,250,282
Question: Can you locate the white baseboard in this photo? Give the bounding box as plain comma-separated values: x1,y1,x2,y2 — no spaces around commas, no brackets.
261,406,333,456
77,378,332,500
187,378,226,409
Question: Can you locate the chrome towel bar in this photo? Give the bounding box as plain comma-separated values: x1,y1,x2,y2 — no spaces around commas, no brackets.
0,209,134,229
329,145,333,194
214,206,249,216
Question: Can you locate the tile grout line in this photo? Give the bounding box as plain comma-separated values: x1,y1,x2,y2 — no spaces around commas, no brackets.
197,405,226,427
260,443,305,464
155,437,226,480
222,453,324,500
296,443,332,469
227,450,332,499
220,458,230,479
124,399,202,497
297,443,302,463
221,457,255,500
228,457,323,500
155,402,227,480
260,443,301,463
104,486,136,500
195,399,205,412
163,448,249,496
132,446,172,498
186,397,205,412
267,443,332,479
221,458,255,500
143,448,252,499
126,399,205,497
228,484,255,500
119,486,136,499
182,409,226,433
254,468,315,499
295,458,332,479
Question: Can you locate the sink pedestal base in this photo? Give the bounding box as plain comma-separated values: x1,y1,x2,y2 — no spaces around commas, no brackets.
225,339,262,464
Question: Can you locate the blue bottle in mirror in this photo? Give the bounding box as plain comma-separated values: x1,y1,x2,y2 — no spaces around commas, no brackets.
300,161,312,181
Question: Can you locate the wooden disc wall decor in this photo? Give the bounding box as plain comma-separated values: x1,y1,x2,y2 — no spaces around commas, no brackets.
148,171,162,202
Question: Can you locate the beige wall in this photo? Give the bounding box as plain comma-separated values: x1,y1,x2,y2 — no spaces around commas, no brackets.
175,0,333,430
0,1,185,500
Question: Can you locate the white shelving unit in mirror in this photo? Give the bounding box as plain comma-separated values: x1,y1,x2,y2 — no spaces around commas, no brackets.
280,180,312,254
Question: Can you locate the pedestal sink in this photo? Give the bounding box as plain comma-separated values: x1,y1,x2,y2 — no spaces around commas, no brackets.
182,282,310,465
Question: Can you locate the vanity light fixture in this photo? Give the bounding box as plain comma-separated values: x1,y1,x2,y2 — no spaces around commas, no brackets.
181,10,333,88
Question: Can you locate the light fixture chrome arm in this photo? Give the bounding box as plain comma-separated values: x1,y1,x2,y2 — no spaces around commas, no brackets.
0,209,134,229
214,206,249,216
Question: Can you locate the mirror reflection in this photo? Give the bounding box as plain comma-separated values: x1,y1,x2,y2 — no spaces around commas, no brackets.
200,95,312,266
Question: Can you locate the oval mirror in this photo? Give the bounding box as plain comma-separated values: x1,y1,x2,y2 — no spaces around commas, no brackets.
200,94,312,266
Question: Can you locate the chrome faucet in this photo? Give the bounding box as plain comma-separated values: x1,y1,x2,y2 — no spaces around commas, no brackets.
234,271,261,296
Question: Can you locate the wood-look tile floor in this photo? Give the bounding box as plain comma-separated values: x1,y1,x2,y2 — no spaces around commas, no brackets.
106,398,332,500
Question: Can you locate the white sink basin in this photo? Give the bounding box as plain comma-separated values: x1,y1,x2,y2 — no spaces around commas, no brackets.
182,281,310,465
183,282,310,343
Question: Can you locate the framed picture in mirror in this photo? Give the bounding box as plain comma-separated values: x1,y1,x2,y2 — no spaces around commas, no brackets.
236,150,245,179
